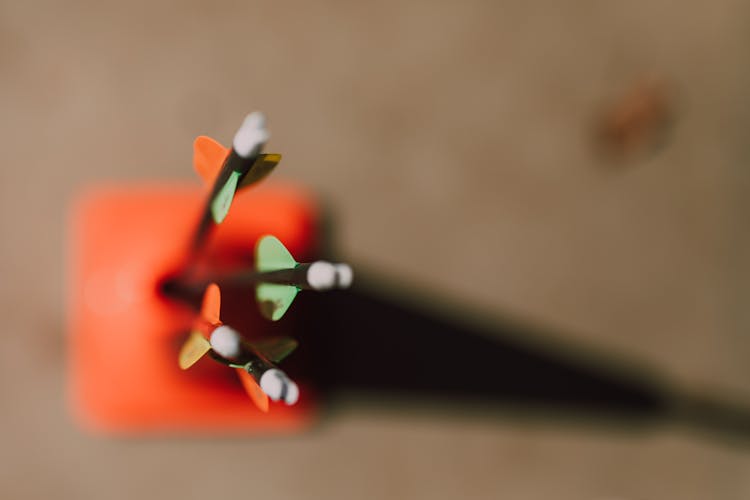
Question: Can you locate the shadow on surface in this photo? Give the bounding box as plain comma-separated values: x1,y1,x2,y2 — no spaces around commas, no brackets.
165,266,750,445
288,272,750,445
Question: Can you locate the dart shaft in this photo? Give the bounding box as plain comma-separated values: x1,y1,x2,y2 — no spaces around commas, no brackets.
189,149,262,252
210,348,274,380
253,265,316,289
211,148,264,196
244,351,276,381
162,261,343,306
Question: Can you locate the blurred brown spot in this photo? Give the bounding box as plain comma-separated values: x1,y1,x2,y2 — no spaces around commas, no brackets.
598,78,675,160
259,300,280,319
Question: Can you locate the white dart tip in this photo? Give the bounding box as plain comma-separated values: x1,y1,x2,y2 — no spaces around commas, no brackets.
210,326,243,360
260,369,284,400
307,261,337,290
233,111,269,158
334,264,353,288
260,368,298,404
244,111,266,129
284,380,299,405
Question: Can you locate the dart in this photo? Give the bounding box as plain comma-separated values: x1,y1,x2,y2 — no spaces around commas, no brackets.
254,235,353,321
209,326,299,412
177,283,299,412
191,112,282,249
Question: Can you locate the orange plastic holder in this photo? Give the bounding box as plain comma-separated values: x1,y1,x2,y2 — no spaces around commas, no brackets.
67,182,319,435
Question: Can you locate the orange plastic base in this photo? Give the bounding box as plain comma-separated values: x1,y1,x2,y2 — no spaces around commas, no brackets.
67,182,319,435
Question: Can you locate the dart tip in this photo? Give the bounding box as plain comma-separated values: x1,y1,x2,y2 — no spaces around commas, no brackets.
284,380,299,405
233,111,269,158
335,263,353,288
209,325,243,360
260,369,299,405
307,261,337,290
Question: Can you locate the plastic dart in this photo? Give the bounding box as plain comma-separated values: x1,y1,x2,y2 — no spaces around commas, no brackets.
191,112,281,249
178,283,300,412
254,235,353,321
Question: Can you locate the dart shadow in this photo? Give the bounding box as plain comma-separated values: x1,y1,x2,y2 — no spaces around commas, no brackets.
288,271,750,446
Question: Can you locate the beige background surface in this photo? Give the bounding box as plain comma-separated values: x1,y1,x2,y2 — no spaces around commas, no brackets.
2,0,750,498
